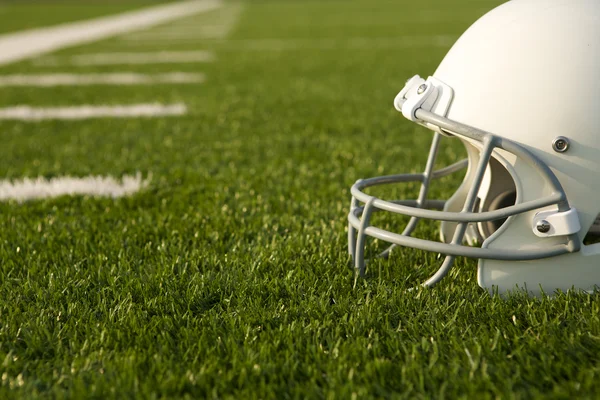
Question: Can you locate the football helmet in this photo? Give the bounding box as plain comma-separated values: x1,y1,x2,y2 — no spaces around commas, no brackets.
348,0,600,295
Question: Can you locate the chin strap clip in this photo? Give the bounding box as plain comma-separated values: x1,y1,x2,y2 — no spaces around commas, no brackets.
532,208,581,238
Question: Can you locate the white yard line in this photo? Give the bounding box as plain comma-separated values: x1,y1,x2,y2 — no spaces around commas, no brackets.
0,103,187,121
0,73,205,87
0,173,150,201
216,36,457,50
0,0,221,66
117,35,457,49
122,28,228,40
120,37,209,45
34,51,215,67
136,26,227,34
120,2,242,41
204,2,243,38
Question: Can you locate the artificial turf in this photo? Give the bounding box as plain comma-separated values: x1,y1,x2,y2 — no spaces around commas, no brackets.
1,0,600,398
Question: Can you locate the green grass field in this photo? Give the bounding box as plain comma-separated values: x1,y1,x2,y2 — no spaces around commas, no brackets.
0,1,173,35
1,0,600,398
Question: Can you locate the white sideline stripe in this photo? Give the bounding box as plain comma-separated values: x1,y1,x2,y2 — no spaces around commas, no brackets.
0,103,187,121
35,51,215,66
0,174,150,201
0,0,221,66
0,73,205,87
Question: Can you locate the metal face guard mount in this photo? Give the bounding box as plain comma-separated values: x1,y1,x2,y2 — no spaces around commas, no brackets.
347,76,581,288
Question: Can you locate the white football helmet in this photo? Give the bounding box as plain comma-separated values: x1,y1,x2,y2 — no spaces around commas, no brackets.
348,0,600,295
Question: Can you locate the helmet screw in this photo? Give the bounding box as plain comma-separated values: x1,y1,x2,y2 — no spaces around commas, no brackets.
417,84,428,95
552,136,570,153
536,220,551,234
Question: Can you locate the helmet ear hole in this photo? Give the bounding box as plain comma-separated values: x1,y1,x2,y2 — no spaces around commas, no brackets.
473,156,518,241
584,214,600,245
479,190,517,239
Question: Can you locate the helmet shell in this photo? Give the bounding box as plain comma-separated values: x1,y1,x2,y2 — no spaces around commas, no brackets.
434,0,600,294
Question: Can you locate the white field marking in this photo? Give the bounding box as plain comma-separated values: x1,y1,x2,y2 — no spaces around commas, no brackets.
121,2,243,41
0,72,205,87
122,28,229,40
34,51,214,67
0,0,221,66
0,103,187,121
220,35,457,50
0,173,150,201
118,35,457,49
139,25,231,34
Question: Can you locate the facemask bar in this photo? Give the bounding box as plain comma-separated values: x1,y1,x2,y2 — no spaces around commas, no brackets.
348,102,581,287
377,131,444,259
